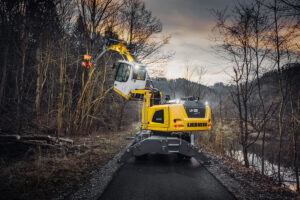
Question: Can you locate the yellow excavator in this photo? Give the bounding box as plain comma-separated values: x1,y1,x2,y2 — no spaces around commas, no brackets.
83,39,211,162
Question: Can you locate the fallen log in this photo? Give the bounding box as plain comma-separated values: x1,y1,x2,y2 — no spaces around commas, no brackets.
0,134,74,153
15,140,63,150
58,137,73,145
0,135,21,140
21,135,56,144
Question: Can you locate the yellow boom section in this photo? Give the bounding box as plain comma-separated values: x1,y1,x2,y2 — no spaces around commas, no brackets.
107,42,135,62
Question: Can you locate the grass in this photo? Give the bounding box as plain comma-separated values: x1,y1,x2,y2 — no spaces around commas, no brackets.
0,126,138,200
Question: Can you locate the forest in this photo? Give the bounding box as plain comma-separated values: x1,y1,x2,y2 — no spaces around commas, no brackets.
0,0,170,135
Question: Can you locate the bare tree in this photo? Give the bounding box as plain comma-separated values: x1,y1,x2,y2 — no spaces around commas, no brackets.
183,60,197,97
279,0,300,15
120,0,161,53
0,0,16,105
263,0,299,184
213,2,259,167
0,0,170,137
76,0,121,51
194,67,207,99
120,0,172,64
288,76,299,192
245,0,278,175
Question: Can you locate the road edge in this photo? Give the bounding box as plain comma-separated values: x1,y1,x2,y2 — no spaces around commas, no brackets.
202,158,241,199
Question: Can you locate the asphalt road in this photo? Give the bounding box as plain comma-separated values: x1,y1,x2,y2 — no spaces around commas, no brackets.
99,154,235,200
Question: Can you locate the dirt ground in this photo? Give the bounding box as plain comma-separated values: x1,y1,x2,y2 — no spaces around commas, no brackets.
0,126,137,200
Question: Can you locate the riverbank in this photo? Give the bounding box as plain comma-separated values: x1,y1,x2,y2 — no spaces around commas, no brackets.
204,150,299,200
196,121,300,194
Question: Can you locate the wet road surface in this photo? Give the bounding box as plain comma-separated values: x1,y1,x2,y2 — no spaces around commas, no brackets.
99,154,235,200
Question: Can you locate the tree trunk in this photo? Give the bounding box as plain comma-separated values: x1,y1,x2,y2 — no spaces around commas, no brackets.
235,79,247,167
243,97,249,168
274,0,284,185
118,101,127,131
20,32,29,96
254,31,267,174
219,95,224,154
35,43,42,124
277,79,284,185
17,32,29,130
290,86,299,192
129,5,135,45
243,146,249,167
261,129,266,174
0,44,9,105
296,91,300,192
57,51,65,137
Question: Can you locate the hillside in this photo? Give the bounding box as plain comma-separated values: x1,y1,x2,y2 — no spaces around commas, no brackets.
152,63,300,111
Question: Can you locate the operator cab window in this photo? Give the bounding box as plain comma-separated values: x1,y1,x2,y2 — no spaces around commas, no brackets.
115,63,131,82
152,110,164,124
132,66,146,80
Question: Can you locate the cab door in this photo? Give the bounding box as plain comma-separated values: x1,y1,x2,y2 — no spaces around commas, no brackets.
131,65,147,90
147,106,169,131
114,62,132,98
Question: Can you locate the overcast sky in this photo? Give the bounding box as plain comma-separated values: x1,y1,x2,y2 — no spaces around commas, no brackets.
144,0,235,86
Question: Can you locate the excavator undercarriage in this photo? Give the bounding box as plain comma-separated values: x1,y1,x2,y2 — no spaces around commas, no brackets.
120,130,209,164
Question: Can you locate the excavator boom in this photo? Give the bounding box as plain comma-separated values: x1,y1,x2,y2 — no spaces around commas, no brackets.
107,42,135,62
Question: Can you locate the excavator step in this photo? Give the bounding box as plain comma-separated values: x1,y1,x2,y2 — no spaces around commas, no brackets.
168,150,180,153
168,143,180,147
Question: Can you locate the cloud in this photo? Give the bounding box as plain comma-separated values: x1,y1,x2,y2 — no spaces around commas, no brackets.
162,14,214,34
145,0,235,85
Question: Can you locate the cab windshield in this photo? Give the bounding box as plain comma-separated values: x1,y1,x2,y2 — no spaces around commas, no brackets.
132,65,146,80
115,63,131,82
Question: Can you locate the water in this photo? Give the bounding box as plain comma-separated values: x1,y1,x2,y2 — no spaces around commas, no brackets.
226,148,299,191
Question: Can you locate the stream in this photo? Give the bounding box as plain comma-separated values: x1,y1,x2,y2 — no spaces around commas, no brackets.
225,140,299,191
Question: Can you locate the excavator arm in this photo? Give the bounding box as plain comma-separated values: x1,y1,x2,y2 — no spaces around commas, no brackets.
82,41,136,67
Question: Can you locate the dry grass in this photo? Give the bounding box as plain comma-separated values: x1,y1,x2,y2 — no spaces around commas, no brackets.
0,127,138,200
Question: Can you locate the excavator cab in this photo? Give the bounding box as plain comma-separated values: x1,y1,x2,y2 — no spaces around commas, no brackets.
113,61,148,99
